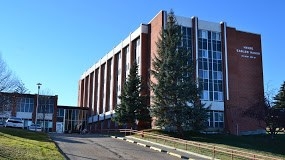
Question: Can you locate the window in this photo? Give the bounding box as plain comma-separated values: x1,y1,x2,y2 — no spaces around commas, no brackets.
214,91,223,101
38,98,54,113
212,32,221,41
201,90,209,100
216,33,221,41
17,98,34,112
202,50,208,58
207,111,224,128
199,30,208,39
213,71,222,80
199,70,209,79
57,108,64,117
213,51,222,60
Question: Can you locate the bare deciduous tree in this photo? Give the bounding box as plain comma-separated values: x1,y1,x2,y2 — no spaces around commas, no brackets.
0,55,27,115
37,89,54,132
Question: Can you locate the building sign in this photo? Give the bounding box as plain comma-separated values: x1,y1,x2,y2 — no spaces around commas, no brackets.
236,46,261,59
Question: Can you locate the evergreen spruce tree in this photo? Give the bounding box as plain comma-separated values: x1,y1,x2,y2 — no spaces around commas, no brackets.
151,10,208,136
112,61,150,129
274,81,285,108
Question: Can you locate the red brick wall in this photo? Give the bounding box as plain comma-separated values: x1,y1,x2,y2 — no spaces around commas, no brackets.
224,27,264,134
149,10,165,128
140,32,150,104
149,11,164,89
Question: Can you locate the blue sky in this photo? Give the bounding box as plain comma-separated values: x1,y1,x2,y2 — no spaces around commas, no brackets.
0,1,284,106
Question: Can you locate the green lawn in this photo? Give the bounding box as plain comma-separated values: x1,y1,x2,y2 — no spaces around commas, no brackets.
0,127,65,160
140,130,285,159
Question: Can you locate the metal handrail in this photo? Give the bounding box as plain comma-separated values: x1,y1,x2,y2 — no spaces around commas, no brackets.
101,129,282,160
132,130,282,160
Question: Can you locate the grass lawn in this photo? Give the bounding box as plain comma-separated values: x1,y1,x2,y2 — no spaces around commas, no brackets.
0,127,65,160
140,130,285,159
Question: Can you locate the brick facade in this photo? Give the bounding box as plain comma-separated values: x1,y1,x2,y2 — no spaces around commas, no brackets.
78,10,264,135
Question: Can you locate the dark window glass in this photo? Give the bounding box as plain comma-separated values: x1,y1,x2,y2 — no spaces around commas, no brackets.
213,62,217,71
198,61,202,68
217,41,221,51
208,31,211,39
203,40,207,50
188,39,191,47
218,62,222,71
215,122,219,127
198,39,202,49
183,27,187,35
213,43,216,51
210,91,213,101
208,51,212,59
204,82,208,90
187,28,191,37
203,61,208,70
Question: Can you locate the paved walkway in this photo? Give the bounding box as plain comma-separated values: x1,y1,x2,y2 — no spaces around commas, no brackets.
50,133,215,160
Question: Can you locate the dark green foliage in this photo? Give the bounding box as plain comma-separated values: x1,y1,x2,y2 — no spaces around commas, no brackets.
151,10,208,136
112,61,150,129
274,81,285,108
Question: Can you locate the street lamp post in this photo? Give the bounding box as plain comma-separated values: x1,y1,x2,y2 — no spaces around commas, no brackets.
35,83,42,130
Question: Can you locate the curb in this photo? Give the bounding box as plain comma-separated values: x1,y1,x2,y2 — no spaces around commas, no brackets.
111,136,194,160
128,136,215,160
48,134,70,160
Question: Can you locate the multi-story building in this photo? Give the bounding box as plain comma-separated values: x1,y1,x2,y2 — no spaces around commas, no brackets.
78,10,264,135
0,92,88,133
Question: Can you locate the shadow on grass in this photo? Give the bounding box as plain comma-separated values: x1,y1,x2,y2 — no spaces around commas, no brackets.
0,127,52,142
152,130,285,157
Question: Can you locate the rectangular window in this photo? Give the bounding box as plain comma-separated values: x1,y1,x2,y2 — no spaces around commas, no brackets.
201,90,209,100
216,33,221,41
212,32,216,40
212,32,221,41
202,50,208,58
213,51,222,60
202,30,208,39
214,91,223,101
207,111,224,128
213,71,222,80
198,70,209,79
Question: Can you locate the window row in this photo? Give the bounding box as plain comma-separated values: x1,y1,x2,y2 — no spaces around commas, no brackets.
198,30,221,41
206,111,224,128
198,39,221,51
17,98,34,112
201,90,223,101
198,50,222,60
198,70,223,80
198,60,222,71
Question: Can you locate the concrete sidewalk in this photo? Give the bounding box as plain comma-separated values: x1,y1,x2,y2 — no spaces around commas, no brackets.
111,135,214,160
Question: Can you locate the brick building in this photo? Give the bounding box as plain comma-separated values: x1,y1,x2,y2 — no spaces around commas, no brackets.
78,10,264,135
0,92,88,133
